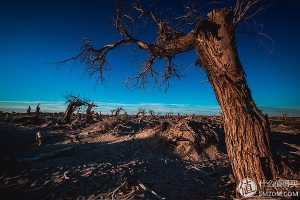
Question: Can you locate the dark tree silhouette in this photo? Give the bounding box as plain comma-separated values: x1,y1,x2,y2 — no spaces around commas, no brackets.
136,108,146,117
115,106,124,116
27,106,31,114
149,109,155,116
35,103,40,118
62,94,88,123
59,0,281,189
86,101,97,122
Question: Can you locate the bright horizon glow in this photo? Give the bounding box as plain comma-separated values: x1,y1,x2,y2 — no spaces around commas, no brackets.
1,101,300,117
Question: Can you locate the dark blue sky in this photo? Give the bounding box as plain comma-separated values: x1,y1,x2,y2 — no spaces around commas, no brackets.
0,0,299,116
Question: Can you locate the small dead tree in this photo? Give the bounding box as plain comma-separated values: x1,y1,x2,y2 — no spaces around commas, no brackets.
136,108,146,117
27,106,31,114
167,111,173,117
149,109,155,116
86,102,97,122
63,94,88,123
136,108,146,123
115,106,124,116
35,103,40,118
110,109,116,116
282,113,288,121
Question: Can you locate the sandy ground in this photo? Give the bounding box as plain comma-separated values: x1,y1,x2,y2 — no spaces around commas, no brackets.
0,113,299,199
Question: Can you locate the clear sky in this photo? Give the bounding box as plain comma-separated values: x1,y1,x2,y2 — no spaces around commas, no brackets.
0,0,299,116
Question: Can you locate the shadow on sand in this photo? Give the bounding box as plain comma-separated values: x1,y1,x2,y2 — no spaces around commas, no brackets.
0,120,232,200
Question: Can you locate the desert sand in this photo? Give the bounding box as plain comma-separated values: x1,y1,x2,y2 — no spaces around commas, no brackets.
0,112,299,199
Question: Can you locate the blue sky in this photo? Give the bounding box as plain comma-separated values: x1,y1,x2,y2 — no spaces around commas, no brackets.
0,0,299,116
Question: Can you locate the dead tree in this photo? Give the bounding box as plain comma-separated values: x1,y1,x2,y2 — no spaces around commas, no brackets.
35,103,40,118
136,108,146,117
59,0,280,189
167,111,173,117
110,109,116,116
63,94,88,123
27,106,31,114
85,102,97,122
149,109,155,116
135,108,146,123
282,113,288,121
149,109,156,120
115,106,124,116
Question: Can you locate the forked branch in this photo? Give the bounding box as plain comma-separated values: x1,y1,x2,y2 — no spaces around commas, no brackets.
57,0,197,90
233,0,271,25
57,0,272,89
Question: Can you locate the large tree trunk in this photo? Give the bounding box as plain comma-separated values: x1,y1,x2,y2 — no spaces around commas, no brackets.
195,9,279,186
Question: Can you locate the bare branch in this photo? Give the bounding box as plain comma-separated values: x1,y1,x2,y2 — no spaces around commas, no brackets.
172,1,220,29
57,37,138,84
59,1,273,91
125,55,157,90
236,22,274,53
231,0,274,54
58,0,199,91
233,0,271,25
115,0,150,50
132,0,160,25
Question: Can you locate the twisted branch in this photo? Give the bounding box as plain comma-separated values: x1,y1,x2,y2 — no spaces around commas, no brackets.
233,0,272,25
57,0,272,90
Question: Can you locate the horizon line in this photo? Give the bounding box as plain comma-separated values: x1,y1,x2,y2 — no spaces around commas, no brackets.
0,100,300,117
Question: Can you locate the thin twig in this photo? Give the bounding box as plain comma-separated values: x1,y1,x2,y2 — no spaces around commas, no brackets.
191,166,214,175
112,181,127,200
139,183,165,200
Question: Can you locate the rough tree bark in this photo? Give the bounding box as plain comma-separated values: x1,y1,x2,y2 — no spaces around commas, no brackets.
195,9,278,184
59,0,280,189
63,102,79,123
86,102,96,122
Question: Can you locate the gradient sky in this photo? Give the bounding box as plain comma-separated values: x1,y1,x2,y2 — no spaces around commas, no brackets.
0,0,299,116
